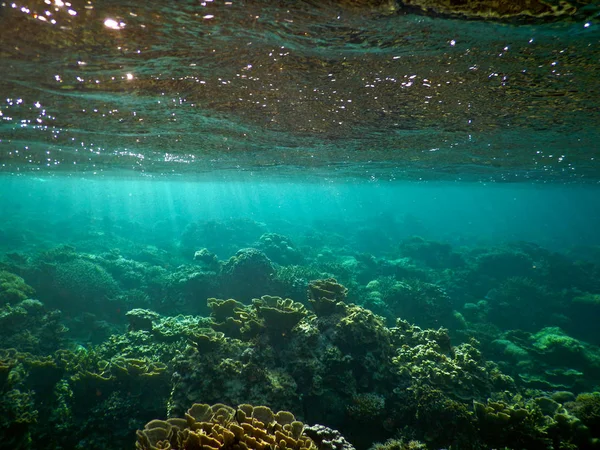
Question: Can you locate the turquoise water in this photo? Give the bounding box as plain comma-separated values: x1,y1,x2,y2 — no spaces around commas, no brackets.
2,1,600,449
2,176,600,253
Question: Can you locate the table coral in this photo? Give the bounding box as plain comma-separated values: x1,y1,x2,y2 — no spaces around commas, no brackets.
253,295,309,337
136,403,318,450
308,278,349,317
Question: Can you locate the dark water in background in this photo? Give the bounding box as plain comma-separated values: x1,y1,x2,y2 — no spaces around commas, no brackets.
3,1,600,449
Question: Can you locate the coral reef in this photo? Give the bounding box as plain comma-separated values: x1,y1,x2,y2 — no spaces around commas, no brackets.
2,229,600,450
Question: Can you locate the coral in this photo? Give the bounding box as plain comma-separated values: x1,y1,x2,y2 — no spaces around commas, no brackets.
126,308,161,332
474,398,550,449
136,403,318,450
167,265,220,314
474,248,535,281
193,248,221,271
334,305,391,355
190,330,229,354
180,219,267,258
208,298,247,323
273,265,329,302
100,252,153,290
0,388,37,449
0,299,66,355
259,233,304,266
489,328,600,392
472,393,596,449
308,278,349,317
0,269,35,304
34,256,121,314
0,349,64,450
572,292,600,306
304,424,356,450
252,295,309,338
400,385,477,449
207,298,249,339
346,393,385,422
391,320,514,401
490,338,530,363
365,277,454,329
398,236,464,269
369,438,426,450
531,327,600,375
208,295,310,341
484,277,562,331
221,249,275,301
65,351,168,387
566,392,600,435
152,314,214,341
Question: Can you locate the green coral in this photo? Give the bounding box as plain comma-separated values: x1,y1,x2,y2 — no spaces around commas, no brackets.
347,392,385,422
474,397,549,449
126,308,161,332
0,270,35,304
572,292,600,306
474,394,599,450
391,320,513,401
253,295,309,337
207,296,310,341
566,392,600,437
35,256,121,313
532,327,600,373
0,299,66,354
221,248,276,301
370,439,427,450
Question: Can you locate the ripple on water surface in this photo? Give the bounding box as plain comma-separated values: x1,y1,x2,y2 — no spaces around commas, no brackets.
0,0,599,181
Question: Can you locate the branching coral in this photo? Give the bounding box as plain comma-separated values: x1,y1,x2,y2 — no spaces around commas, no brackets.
391,319,514,401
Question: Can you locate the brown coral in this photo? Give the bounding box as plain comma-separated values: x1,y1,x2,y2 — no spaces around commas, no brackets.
308,279,348,317
253,295,309,335
136,403,317,450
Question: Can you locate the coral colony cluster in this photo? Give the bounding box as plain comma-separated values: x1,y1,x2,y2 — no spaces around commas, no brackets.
2,221,600,449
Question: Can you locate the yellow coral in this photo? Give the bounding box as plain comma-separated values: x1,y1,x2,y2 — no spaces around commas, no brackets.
137,403,317,450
